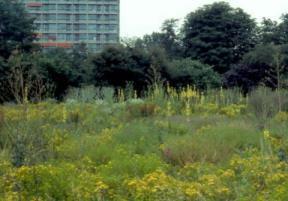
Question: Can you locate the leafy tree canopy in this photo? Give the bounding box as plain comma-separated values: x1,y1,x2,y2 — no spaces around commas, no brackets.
183,1,257,74
225,44,288,91
90,45,169,91
0,0,36,59
167,58,221,89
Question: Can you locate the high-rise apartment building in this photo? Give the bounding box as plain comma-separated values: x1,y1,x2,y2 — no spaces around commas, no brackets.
21,0,120,52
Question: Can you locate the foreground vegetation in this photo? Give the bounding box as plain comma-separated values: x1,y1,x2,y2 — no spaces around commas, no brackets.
0,86,288,200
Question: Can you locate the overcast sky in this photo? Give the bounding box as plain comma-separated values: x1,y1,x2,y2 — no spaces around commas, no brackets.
120,0,288,38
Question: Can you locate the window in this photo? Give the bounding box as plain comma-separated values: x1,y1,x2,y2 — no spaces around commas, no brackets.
58,34,66,41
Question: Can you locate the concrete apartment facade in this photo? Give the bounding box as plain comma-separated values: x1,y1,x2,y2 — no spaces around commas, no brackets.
21,0,120,52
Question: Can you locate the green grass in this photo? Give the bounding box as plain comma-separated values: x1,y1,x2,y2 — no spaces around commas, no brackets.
163,120,262,165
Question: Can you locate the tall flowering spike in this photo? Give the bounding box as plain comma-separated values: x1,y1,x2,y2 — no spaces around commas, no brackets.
62,105,67,123
166,101,172,117
238,93,241,103
180,86,198,100
118,89,125,102
245,96,249,105
220,86,224,103
23,86,29,104
185,100,191,119
153,84,160,99
200,92,205,105
167,83,171,95
263,130,271,141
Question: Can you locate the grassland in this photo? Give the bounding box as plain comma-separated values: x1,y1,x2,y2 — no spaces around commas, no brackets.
0,86,288,201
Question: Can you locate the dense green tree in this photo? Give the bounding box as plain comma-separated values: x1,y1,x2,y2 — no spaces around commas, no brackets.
38,48,77,98
91,45,147,89
276,14,288,44
0,0,37,102
90,45,169,91
167,58,221,89
70,43,91,84
0,45,94,102
258,18,280,44
182,2,257,74
224,44,288,91
145,47,169,85
0,0,36,59
224,63,270,93
258,14,288,45
0,51,53,103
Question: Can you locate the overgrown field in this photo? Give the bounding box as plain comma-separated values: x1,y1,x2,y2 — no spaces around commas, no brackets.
0,86,288,201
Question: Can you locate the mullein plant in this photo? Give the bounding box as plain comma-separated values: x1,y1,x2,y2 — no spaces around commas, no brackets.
134,90,138,99
184,99,191,122
179,85,199,116
62,104,67,123
23,86,29,105
117,89,125,103
215,87,225,107
166,83,178,100
165,101,173,117
200,92,205,105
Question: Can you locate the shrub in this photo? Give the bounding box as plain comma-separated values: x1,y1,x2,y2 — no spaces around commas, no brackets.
219,104,246,118
4,121,52,167
97,154,167,184
126,103,158,118
162,122,261,165
247,87,288,128
166,59,221,89
274,111,288,122
68,110,81,124
2,163,110,201
65,85,99,103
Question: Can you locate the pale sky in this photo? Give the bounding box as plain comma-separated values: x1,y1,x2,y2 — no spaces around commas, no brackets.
120,0,288,38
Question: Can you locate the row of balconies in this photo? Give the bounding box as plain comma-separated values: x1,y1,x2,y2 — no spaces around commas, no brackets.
28,10,119,14
25,1,119,5
37,40,117,43
34,41,117,51
34,20,119,23
36,30,119,33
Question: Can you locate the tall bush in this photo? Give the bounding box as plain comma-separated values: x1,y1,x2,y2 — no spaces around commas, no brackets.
166,59,221,89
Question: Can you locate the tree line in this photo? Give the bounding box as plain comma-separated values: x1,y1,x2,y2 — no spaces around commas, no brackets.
0,0,288,102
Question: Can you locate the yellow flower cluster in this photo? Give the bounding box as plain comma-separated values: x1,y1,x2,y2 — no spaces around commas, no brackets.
1,162,110,201
122,148,288,201
274,111,288,122
166,83,178,98
125,170,184,200
97,125,123,144
179,85,199,100
124,169,233,200
220,104,246,117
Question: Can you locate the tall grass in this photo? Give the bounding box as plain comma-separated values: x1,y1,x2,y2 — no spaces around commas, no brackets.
65,85,115,103
0,107,3,132
163,121,262,165
1,120,52,167
247,87,288,129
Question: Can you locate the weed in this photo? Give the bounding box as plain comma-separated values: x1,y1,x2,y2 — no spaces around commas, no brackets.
162,121,261,165
0,108,4,131
126,103,158,119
